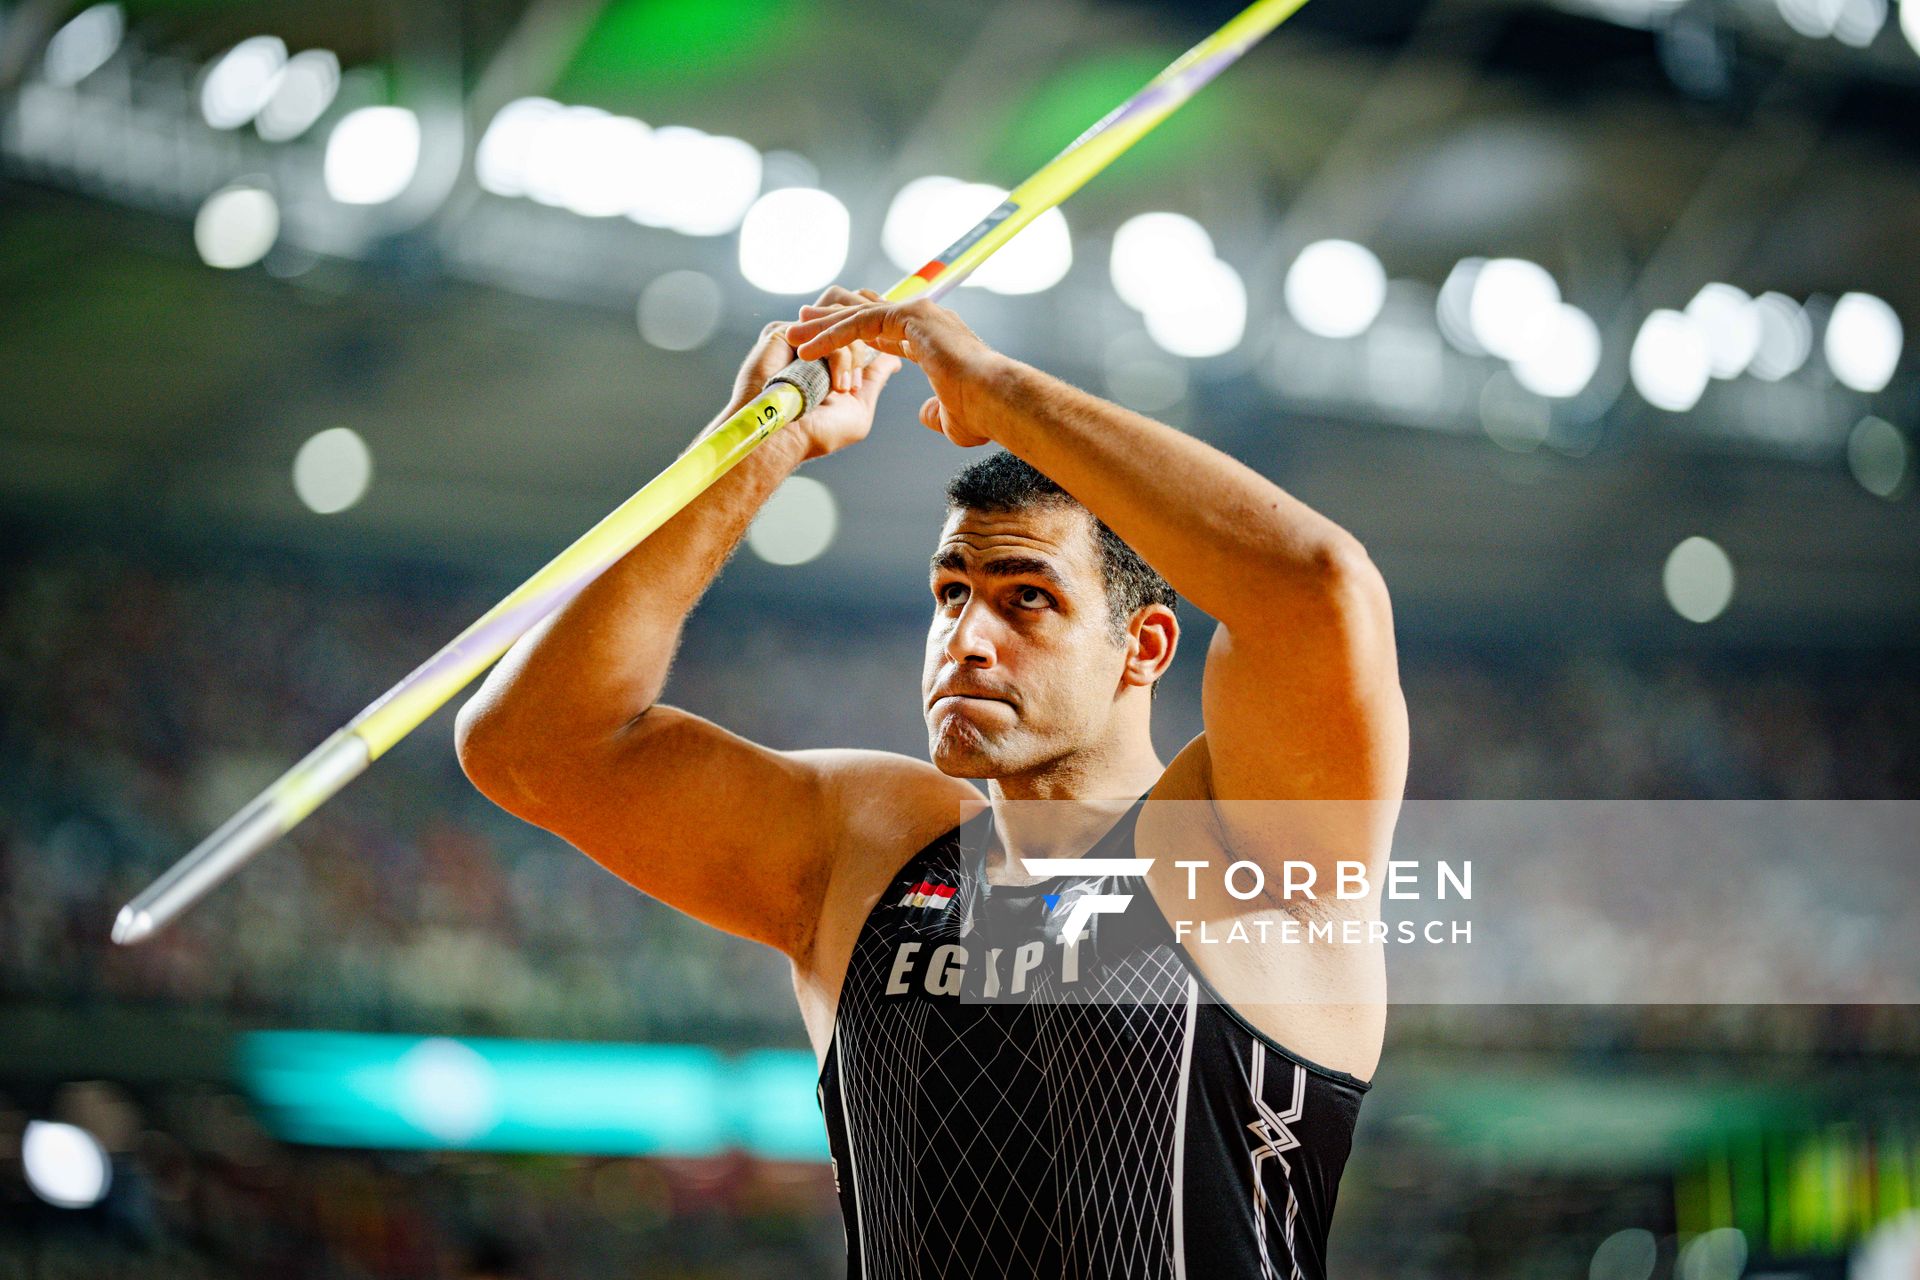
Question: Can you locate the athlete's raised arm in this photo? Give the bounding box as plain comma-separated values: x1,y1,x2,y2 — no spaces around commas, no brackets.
789,293,1408,881
454,291,937,959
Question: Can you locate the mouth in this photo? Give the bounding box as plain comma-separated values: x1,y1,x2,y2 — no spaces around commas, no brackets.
928,693,1012,711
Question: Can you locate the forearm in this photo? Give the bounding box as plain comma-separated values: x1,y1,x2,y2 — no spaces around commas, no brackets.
459,408,810,757
976,359,1366,625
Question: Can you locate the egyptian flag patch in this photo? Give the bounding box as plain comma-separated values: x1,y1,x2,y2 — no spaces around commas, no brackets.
897,881,957,911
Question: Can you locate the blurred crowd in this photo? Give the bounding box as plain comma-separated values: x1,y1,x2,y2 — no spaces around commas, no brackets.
1,546,1915,1043
0,1081,842,1280
2,546,1916,1279
0,548,800,1046
1404,650,1917,801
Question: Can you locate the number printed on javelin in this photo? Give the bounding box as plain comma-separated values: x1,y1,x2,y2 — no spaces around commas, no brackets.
750,401,779,442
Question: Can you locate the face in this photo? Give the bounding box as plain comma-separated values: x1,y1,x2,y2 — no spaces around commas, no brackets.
922,504,1133,779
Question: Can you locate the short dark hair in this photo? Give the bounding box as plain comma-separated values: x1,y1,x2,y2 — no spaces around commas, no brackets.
944,450,1178,644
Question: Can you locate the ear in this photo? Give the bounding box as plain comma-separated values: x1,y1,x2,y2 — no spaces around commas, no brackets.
1120,604,1179,691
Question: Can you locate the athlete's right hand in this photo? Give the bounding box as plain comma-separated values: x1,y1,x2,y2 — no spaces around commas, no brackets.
728,286,902,462
785,292,1002,449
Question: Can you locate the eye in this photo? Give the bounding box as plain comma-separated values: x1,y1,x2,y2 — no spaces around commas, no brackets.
1013,586,1054,610
935,581,968,606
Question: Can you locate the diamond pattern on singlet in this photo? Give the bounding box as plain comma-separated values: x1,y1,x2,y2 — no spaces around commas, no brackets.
825,807,1193,1278
818,801,1368,1280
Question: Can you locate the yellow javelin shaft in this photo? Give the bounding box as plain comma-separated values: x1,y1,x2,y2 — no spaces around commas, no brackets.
893,0,1308,302
112,0,1309,945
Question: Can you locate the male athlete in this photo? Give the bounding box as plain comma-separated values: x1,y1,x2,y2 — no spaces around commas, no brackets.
456,286,1408,1278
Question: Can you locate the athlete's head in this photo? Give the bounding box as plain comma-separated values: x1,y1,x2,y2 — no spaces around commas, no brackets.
923,451,1178,780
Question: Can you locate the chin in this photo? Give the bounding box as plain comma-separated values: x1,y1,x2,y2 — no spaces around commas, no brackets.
931,748,1001,779
926,718,1011,778
928,732,997,778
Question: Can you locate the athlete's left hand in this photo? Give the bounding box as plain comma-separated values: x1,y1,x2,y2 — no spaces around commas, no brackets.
787,292,1004,449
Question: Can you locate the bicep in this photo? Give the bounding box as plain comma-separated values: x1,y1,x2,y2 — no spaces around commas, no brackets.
1198,552,1408,869
511,705,841,956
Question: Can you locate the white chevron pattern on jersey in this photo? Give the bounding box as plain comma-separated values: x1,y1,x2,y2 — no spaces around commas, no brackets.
1246,1045,1309,1280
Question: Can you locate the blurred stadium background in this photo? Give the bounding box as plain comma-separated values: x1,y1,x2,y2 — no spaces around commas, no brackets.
2,0,1918,1274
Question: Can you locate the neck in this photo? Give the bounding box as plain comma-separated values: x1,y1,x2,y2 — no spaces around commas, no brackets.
983,731,1163,868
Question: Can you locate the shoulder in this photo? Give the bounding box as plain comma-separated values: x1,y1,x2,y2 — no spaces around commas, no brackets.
1153,733,1212,798
1134,734,1231,871
798,749,984,935
795,747,986,847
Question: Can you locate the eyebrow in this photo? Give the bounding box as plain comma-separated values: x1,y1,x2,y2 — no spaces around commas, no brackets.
929,551,1069,590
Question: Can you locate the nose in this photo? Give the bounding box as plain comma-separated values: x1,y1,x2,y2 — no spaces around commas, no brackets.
944,595,998,669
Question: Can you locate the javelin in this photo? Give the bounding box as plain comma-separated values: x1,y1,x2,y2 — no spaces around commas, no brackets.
112,0,1312,946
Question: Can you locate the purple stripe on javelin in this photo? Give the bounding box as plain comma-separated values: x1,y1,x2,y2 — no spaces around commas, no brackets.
355,566,607,720
1079,41,1253,140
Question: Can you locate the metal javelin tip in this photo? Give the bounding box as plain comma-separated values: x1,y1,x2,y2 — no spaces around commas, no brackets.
112,906,154,946
108,730,371,946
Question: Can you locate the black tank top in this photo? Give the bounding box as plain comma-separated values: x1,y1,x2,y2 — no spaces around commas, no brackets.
816,793,1371,1279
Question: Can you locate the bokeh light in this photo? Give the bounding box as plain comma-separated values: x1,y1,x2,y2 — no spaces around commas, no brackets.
1663,535,1736,623
1283,239,1387,339
1481,368,1553,451
256,49,339,142
1777,0,1845,36
748,475,838,565
293,427,373,514
475,97,561,199
1833,0,1889,44
42,4,124,88
638,270,725,351
1684,283,1761,379
22,1121,112,1209
397,1038,502,1144
737,188,849,295
1847,416,1911,498
882,176,967,274
966,200,1071,296
524,107,647,217
324,106,421,206
1748,291,1812,381
1436,257,1487,355
1631,309,1712,411
1588,1227,1658,1280
1109,212,1216,314
1856,1211,1920,1280
1103,330,1189,412
630,127,763,236
477,102,764,236
1511,302,1602,398
1142,256,1246,358
1677,1226,1747,1280
1469,257,1561,362
1824,291,1903,393
193,184,279,270
200,36,287,131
